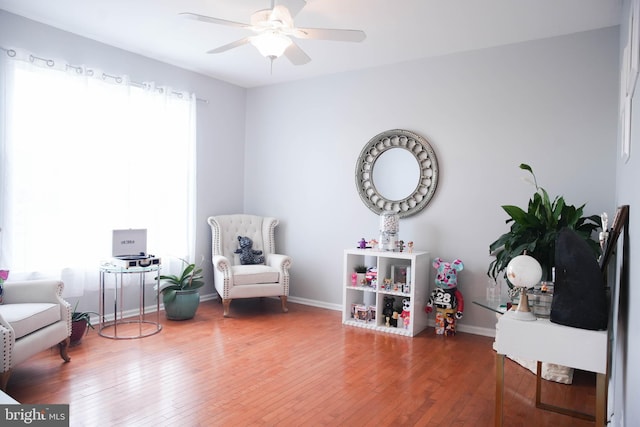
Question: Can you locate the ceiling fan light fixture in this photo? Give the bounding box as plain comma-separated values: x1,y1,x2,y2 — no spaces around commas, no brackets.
250,31,292,58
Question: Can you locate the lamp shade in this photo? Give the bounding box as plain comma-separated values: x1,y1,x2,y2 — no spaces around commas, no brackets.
506,254,542,288
250,32,292,58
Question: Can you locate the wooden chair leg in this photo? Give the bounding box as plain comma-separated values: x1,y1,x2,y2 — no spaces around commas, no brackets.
222,299,231,317
0,370,11,392
280,296,288,313
59,337,71,363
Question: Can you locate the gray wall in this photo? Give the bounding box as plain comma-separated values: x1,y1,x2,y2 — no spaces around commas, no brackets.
245,27,619,336
615,2,638,426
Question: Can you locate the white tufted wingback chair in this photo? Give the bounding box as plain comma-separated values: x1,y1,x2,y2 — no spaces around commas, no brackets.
0,280,71,391
207,214,292,317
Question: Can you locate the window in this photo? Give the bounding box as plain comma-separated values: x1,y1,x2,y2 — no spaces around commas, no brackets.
0,50,196,296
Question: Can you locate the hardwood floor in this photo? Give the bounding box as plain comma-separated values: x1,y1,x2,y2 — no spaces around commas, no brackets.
8,299,597,426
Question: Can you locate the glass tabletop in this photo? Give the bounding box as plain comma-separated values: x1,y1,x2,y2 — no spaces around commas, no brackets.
472,299,510,315
100,261,160,274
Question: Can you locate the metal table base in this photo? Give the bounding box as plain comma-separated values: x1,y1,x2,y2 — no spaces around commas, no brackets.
99,263,162,339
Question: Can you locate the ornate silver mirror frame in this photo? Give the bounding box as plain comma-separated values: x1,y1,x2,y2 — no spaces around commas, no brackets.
355,129,438,218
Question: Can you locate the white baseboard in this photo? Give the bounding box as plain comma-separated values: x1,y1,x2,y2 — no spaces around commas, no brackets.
105,292,496,338
286,295,496,337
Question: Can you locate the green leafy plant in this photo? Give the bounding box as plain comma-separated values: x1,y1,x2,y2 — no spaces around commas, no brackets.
488,163,601,284
155,258,205,304
354,265,368,274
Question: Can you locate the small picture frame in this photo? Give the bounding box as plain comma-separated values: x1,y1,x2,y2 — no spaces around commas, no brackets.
600,205,630,271
367,306,376,324
354,304,368,323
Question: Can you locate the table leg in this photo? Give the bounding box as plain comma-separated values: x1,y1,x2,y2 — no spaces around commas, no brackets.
595,373,606,427
535,360,596,421
495,353,504,427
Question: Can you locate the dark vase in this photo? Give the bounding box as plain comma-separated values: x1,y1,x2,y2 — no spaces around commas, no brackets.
70,319,88,343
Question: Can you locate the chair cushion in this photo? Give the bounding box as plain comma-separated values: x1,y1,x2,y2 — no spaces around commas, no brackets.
0,303,61,339
232,265,280,286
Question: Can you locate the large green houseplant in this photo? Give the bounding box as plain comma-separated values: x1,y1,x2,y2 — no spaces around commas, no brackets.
488,164,601,285
156,258,205,320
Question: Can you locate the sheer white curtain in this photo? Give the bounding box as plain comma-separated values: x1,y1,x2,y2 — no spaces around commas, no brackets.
0,48,196,297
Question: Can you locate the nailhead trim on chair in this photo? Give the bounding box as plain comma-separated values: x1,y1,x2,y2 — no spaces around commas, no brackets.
266,219,277,255
0,325,13,373
56,282,72,337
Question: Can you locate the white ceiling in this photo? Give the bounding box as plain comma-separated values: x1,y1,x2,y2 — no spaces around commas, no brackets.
0,0,622,88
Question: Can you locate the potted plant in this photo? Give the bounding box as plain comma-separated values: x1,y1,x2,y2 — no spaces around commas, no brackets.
71,301,98,344
156,258,205,320
488,163,601,289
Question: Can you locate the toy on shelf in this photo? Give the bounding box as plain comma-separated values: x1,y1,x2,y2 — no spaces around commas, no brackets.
425,258,464,336
383,296,395,327
390,310,399,327
400,298,410,329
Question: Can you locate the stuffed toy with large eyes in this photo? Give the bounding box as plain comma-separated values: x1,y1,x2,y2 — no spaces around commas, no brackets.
425,258,464,336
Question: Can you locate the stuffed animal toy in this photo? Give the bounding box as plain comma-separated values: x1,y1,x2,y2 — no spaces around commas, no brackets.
425,258,464,335
400,298,410,329
390,311,399,328
234,236,265,265
382,296,395,326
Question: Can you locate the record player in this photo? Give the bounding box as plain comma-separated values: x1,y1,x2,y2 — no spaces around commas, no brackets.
111,229,160,268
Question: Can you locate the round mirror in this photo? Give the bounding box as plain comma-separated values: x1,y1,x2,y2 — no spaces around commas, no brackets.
372,148,420,201
355,129,438,218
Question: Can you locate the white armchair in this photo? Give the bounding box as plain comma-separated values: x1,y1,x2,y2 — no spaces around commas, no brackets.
207,214,292,317
0,280,71,391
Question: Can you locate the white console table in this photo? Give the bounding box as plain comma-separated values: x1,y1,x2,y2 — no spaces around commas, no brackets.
493,310,607,427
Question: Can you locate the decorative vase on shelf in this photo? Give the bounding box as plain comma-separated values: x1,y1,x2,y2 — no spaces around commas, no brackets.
379,211,399,251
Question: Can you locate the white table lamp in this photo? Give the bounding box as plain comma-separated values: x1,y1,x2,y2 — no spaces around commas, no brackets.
506,254,542,321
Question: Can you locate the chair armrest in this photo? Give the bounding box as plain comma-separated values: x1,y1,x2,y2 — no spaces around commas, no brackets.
0,312,13,337
2,280,71,324
3,280,65,304
266,254,292,272
212,255,232,275
0,314,14,372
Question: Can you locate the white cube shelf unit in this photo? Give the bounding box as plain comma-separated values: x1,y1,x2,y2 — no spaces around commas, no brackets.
342,249,430,337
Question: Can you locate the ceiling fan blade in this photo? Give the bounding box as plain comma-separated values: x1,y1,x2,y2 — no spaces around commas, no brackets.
179,12,251,29
206,37,251,54
278,0,307,18
269,5,294,27
294,27,366,42
284,42,311,65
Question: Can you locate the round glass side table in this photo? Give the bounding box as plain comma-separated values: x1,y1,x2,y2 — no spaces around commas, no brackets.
99,262,163,339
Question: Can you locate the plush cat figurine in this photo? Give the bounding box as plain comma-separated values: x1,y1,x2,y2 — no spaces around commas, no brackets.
425,258,464,335
234,236,265,265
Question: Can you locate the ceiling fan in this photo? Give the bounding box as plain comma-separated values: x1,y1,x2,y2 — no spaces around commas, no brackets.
180,0,366,66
